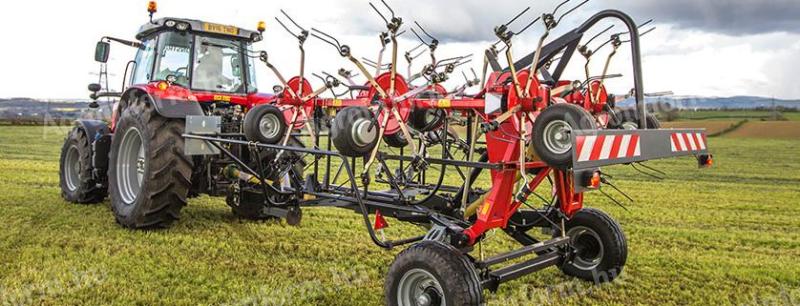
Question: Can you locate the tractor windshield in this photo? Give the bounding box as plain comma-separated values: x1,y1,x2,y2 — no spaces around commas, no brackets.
193,36,245,93
155,32,192,87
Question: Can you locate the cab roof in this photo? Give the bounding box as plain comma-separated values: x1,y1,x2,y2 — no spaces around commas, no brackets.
136,17,261,42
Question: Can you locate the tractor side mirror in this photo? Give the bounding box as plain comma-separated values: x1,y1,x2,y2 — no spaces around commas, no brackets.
95,41,110,63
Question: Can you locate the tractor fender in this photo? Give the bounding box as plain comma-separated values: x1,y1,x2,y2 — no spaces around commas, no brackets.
74,119,110,141
73,119,112,171
119,86,204,120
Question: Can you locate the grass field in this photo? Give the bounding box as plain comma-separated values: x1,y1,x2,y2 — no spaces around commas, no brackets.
1,124,799,305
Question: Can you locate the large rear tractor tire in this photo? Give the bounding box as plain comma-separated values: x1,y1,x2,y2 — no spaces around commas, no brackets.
108,96,193,229
59,126,106,204
557,208,627,283
532,103,596,169
385,241,484,306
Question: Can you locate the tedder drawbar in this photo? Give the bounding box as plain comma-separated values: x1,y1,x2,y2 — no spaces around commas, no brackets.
60,1,712,305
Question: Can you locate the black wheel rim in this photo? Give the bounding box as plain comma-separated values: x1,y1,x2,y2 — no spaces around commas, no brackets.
567,226,605,270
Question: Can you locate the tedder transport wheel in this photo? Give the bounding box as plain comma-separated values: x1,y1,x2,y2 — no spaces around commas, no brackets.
243,104,287,144
532,103,595,169
557,208,627,283
108,96,193,229
331,106,379,157
59,126,106,203
610,108,661,130
384,132,409,148
385,241,484,306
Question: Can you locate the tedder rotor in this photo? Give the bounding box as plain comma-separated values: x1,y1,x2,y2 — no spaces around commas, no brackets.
60,1,713,305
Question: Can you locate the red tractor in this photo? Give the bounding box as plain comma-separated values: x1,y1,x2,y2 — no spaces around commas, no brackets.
58,3,290,226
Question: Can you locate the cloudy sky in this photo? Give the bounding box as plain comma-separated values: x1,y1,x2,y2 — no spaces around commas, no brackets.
1,0,798,99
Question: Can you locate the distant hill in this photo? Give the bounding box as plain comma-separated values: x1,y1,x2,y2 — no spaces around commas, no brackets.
0,98,113,124
617,96,800,110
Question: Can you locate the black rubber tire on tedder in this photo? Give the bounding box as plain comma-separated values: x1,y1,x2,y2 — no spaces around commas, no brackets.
385,241,484,306
384,132,409,148
244,104,287,144
59,126,106,204
556,208,627,283
108,95,193,229
609,108,661,130
532,103,595,169
331,106,379,157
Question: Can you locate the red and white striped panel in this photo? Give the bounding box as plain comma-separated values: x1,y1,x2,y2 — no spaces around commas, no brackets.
575,134,641,162
670,132,707,152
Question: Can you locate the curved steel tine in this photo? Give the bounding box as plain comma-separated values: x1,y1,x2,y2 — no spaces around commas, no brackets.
517,16,542,36
369,2,389,24
380,0,396,18
414,21,437,42
275,17,298,38
613,19,655,37
551,0,571,15
622,27,655,43
505,7,531,27
453,58,473,68
410,28,430,47
311,72,326,84
310,34,340,52
280,9,306,31
408,42,425,54
556,0,592,24
585,24,614,46
591,38,613,54
310,28,342,49
638,19,654,29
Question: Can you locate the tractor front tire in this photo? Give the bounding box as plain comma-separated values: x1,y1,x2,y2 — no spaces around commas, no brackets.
385,241,484,306
108,96,193,229
59,126,106,204
557,208,627,283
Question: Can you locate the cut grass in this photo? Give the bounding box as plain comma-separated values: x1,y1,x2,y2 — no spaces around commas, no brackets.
0,125,799,305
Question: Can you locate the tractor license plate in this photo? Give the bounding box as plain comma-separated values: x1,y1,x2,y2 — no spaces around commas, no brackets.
203,23,239,36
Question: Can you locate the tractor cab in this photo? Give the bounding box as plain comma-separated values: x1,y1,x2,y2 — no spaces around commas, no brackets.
129,18,263,96
89,3,269,109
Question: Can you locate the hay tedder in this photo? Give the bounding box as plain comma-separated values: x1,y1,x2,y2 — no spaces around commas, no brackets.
60,1,712,304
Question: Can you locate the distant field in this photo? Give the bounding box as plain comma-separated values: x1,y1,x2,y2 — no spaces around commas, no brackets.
1,126,799,305
661,120,740,135
663,120,800,139
673,110,800,121
724,121,800,139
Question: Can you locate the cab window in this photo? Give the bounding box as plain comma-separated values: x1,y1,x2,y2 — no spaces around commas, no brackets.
131,38,156,85
154,32,192,87
193,36,245,93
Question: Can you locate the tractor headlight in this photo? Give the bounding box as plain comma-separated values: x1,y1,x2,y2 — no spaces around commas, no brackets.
176,22,190,31
165,20,177,27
